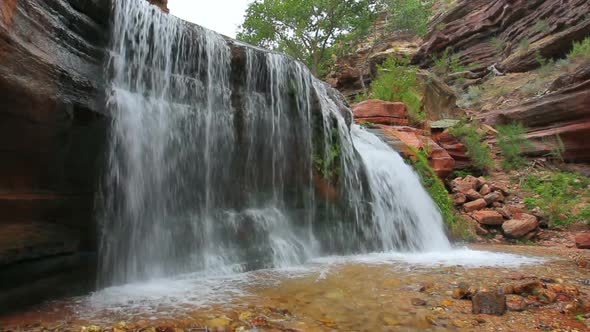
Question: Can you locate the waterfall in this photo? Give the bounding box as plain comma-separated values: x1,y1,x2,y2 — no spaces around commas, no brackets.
98,0,450,286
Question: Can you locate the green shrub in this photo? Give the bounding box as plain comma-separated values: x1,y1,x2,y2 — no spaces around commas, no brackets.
384,0,434,37
457,86,482,108
449,121,494,171
497,123,532,169
544,134,566,162
432,48,467,77
536,51,555,78
490,37,506,51
568,37,590,60
534,19,550,34
370,56,425,123
410,147,455,228
518,38,530,52
314,129,341,184
450,214,477,242
357,121,376,128
523,171,590,226
520,80,543,97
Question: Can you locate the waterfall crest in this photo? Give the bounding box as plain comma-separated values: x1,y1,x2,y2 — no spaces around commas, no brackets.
99,0,450,286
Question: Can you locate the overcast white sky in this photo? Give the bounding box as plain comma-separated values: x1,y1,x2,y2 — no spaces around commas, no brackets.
168,0,253,38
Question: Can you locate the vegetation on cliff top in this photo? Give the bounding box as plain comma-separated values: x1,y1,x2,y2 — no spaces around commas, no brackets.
238,0,434,77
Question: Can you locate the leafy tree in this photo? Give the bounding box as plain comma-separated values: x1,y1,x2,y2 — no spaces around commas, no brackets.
380,0,434,36
237,0,377,76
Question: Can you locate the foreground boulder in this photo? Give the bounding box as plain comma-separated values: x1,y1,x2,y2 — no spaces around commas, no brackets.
472,290,506,315
502,217,539,238
352,99,409,126
471,210,504,226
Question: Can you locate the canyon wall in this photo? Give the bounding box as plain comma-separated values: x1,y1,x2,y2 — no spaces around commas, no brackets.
0,0,111,310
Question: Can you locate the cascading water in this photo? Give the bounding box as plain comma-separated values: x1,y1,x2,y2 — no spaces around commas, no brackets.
99,0,450,286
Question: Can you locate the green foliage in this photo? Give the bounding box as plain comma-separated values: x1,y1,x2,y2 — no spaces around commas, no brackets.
497,123,532,169
535,51,554,78
490,37,506,51
357,121,376,128
457,86,482,108
409,147,455,228
523,171,590,226
314,129,342,183
520,80,543,97
237,0,376,76
370,57,425,123
453,170,475,178
544,134,566,162
568,37,590,61
450,215,477,242
518,38,530,52
381,0,434,36
534,19,550,34
449,121,493,171
353,91,370,104
432,48,467,77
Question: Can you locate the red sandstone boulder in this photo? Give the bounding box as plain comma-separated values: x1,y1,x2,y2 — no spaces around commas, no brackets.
352,100,410,126
575,234,590,249
378,126,455,179
466,189,483,201
502,218,539,238
472,210,504,226
433,132,471,170
464,199,487,213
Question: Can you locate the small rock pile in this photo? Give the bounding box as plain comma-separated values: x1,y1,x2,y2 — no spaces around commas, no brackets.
450,175,540,240
452,277,589,316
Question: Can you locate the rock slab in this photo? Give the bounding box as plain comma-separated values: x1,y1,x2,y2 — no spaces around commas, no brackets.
472,291,506,315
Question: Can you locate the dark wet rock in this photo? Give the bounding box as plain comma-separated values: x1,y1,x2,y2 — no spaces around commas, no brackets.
472,290,506,315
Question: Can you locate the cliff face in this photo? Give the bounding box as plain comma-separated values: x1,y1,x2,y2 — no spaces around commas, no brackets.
0,0,111,310
415,0,590,74
331,0,590,163
416,0,590,162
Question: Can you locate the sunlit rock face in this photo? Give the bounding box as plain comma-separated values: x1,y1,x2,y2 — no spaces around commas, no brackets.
0,0,112,310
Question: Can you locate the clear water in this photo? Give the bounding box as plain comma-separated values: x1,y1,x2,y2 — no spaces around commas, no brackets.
99,0,450,286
